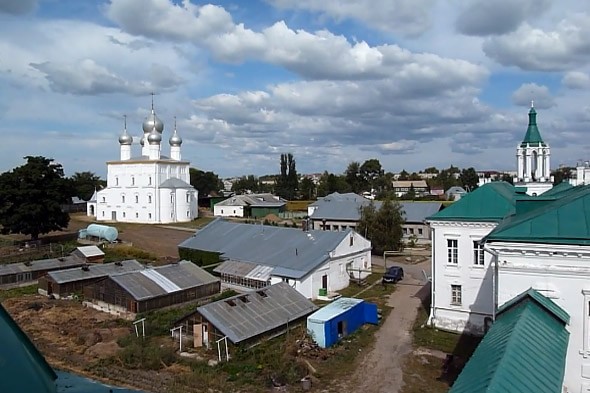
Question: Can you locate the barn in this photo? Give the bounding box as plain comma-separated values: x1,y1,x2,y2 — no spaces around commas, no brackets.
38,259,144,298
83,261,220,318
174,282,317,354
307,297,379,348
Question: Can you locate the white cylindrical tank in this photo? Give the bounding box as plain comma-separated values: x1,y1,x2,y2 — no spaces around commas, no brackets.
86,224,119,243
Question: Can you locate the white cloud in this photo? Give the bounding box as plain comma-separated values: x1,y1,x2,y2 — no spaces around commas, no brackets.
266,0,435,37
483,13,590,71
512,83,555,109
0,0,37,15
562,71,590,89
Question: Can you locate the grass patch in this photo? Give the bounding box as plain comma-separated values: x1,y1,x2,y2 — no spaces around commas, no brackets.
103,245,158,264
286,200,313,211
0,285,37,301
401,354,452,393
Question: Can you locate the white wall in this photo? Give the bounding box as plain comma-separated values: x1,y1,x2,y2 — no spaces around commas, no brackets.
428,220,497,335
213,204,244,217
489,242,590,393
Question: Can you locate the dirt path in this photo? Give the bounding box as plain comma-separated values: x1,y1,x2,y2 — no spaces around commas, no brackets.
346,260,430,393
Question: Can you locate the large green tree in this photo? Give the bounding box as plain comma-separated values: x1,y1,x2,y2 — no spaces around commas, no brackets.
360,159,384,191
69,171,105,201
552,167,574,185
231,175,260,194
459,167,479,191
275,153,298,200
357,198,405,255
299,177,316,200
189,168,223,196
316,171,351,196
344,161,366,193
0,156,73,240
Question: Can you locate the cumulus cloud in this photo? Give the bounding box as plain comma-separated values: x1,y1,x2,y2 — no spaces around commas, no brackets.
511,83,555,109
0,0,37,15
455,0,550,36
266,0,435,37
562,71,590,89
483,14,590,71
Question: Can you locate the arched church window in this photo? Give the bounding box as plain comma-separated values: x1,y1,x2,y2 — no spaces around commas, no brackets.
135,195,139,203
122,195,125,203
131,177,135,186
149,176,152,185
148,195,152,203
115,177,119,186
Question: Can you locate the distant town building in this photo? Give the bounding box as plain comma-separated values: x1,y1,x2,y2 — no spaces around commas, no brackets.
445,186,467,201
213,193,286,218
391,180,429,197
86,102,198,224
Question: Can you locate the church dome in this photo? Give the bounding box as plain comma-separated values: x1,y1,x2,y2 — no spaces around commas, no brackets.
118,129,133,145
169,129,182,146
147,127,161,144
142,110,164,134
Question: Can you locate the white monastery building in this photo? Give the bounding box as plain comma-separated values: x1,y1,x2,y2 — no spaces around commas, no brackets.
87,103,198,224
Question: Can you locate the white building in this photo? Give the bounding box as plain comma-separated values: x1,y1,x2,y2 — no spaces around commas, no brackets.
513,103,553,195
178,219,372,299
87,106,198,224
213,193,285,218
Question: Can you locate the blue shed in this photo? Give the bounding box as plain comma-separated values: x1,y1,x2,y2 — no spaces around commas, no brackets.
307,297,379,348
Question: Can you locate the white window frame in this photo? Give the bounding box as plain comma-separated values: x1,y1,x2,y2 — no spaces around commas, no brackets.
582,290,590,356
473,241,484,266
451,284,462,305
447,239,458,264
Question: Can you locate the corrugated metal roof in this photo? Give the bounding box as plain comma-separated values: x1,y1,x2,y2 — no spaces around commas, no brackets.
307,297,364,322
0,256,85,276
75,246,104,258
215,193,285,208
213,259,258,277
194,282,317,343
0,303,57,393
450,289,569,393
486,184,590,245
179,219,357,279
48,260,144,284
428,182,516,222
244,265,274,281
109,261,219,301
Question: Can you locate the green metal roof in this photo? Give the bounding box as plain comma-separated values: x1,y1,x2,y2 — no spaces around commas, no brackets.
542,181,573,197
0,302,57,393
427,182,516,222
486,184,590,245
520,107,546,147
450,289,569,393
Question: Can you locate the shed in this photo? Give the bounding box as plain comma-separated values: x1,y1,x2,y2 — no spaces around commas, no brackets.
38,259,144,298
71,245,105,263
0,255,86,289
175,282,317,351
307,297,378,348
83,261,220,317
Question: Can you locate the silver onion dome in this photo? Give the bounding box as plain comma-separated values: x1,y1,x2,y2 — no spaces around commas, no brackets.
118,128,133,145
169,129,182,146
147,127,161,144
142,109,164,134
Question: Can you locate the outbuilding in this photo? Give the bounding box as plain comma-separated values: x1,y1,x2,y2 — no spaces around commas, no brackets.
307,297,379,348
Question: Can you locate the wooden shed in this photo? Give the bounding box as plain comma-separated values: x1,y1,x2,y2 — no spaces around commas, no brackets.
83,261,220,318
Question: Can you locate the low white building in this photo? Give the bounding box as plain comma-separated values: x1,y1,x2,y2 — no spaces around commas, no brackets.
87,104,198,224
178,219,372,299
213,193,285,218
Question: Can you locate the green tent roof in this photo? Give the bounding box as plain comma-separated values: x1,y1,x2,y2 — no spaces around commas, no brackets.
450,289,569,393
485,184,590,245
427,182,516,222
520,107,546,147
0,302,57,393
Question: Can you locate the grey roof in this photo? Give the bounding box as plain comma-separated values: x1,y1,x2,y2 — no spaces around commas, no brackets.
0,256,86,277
446,186,467,196
310,197,441,223
194,282,318,344
88,190,97,202
179,219,356,279
47,260,144,284
75,246,104,258
214,260,274,281
215,193,285,208
159,177,194,189
309,192,367,207
108,260,219,301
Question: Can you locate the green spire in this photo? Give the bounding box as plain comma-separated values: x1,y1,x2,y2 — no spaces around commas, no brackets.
521,103,545,147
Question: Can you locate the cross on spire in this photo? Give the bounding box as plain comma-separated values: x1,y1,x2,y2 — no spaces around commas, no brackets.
123,114,127,131
174,115,177,131
150,92,157,111
531,99,534,108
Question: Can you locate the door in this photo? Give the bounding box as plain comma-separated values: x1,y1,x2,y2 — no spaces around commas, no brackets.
194,324,203,347
111,211,117,220
202,324,209,348
337,320,347,338
322,274,328,290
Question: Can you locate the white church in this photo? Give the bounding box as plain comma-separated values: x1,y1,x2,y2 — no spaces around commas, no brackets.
428,105,590,392
87,103,198,224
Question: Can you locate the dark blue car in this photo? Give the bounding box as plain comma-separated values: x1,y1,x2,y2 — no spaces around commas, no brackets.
382,266,404,284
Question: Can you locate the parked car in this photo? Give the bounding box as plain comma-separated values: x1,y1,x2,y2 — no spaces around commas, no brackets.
382,266,404,284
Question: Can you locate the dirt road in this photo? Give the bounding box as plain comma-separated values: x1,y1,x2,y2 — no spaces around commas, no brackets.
346,259,430,393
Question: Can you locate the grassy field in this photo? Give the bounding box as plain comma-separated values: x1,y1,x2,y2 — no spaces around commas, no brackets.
286,200,313,211
0,285,37,301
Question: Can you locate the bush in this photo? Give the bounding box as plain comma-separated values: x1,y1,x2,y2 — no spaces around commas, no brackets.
178,248,221,266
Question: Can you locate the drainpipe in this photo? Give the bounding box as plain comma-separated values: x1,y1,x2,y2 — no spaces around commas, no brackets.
483,244,499,322
427,225,435,326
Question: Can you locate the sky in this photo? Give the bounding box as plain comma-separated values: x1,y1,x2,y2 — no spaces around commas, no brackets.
1,0,590,178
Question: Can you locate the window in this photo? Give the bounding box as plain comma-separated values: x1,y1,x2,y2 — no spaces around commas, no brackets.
148,213,152,219
451,285,462,305
102,197,106,203
121,195,125,203
447,239,458,264
131,177,135,186
135,195,139,203
135,212,139,218
409,228,414,234
122,212,126,218
115,177,119,186
349,236,354,246
170,194,174,203
102,211,105,217
148,176,152,185
418,228,423,235
148,195,152,204
473,241,484,266
186,193,190,203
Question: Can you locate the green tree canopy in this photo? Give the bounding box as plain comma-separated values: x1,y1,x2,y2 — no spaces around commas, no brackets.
0,156,73,240
357,198,405,255
317,171,351,197
552,167,574,185
69,171,105,201
231,175,260,194
275,153,298,200
459,167,479,191
360,159,384,191
189,168,223,196
299,177,316,200
398,169,409,181
344,161,366,193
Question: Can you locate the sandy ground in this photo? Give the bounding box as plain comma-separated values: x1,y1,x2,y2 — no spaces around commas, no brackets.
344,257,431,393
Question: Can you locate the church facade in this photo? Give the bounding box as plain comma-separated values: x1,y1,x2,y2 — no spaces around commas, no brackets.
87,105,198,224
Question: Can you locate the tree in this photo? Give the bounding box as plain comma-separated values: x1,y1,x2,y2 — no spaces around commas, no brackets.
459,167,479,191
423,167,439,174
552,167,574,185
189,168,223,196
0,156,73,240
232,175,260,194
360,159,384,192
408,172,422,181
357,198,405,255
275,153,298,200
317,171,350,196
299,177,316,200
401,184,416,200
345,161,366,193
500,173,514,184
69,171,105,201
398,169,409,181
